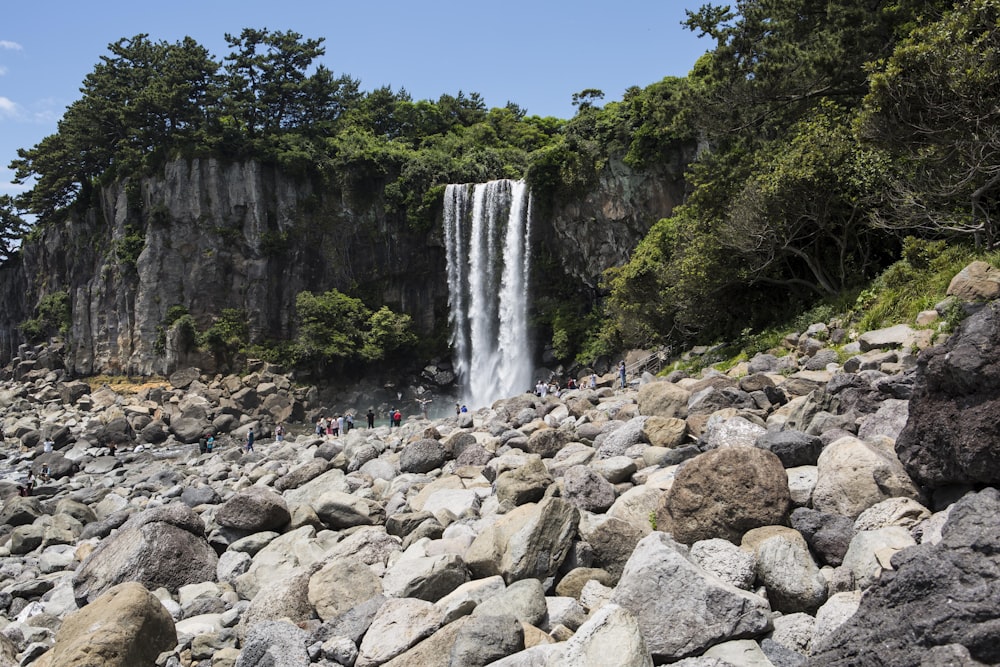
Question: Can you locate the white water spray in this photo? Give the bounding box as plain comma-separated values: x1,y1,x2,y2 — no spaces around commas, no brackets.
444,179,533,409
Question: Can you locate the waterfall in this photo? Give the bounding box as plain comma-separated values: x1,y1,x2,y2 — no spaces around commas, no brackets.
444,179,533,409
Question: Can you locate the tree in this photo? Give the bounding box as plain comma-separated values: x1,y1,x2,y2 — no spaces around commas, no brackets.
571,89,605,110
0,195,29,262
721,102,885,295
361,306,417,362
10,34,221,217
222,28,327,136
859,0,1000,246
292,289,370,368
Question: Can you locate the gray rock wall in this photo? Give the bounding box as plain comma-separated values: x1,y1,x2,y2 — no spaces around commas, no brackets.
0,152,690,376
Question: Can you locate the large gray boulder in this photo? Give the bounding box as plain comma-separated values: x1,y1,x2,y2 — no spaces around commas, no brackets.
637,381,690,419
558,604,653,667
215,486,290,532
611,532,771,662
72,503,219,605
448,613,524,667
400,438,448,474
465,497,579,583
807,487,1000,665
813,435,921,518
896,302,1000,487
236,620,310,667
562,464,617,513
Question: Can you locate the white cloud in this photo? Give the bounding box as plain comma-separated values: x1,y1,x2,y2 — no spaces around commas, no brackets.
0,96,19,117
0,65,7,76
0,40,23,50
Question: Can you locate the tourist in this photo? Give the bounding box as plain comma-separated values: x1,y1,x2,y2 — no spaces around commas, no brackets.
43,436,54,453
245,428,254,453
589,373,597,389
393,409,402,427
275,423,285,443
199,433,209,454
346,414,354,432
619,360,627,388
315,417,324,436
206,434,214,453
337,415,345,437
367,409,375,428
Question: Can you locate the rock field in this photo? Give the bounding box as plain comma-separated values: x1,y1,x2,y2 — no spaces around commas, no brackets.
3,265,1000,667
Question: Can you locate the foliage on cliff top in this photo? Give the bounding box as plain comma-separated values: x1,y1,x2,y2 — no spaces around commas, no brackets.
577,0,1000,363
5,29,567,229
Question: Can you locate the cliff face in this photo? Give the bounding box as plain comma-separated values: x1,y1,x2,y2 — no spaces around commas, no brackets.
540,148,694,287
0,151,690,375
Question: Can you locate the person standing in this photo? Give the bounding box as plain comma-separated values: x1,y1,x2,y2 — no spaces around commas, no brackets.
245,428,254,453
275,424,285,442
367,409,375,428
619,360,627,389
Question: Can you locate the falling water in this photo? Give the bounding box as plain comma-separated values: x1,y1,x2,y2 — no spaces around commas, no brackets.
444,179,533,409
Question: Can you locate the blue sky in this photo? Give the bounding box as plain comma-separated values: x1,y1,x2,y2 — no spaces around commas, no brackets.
0,1,710,199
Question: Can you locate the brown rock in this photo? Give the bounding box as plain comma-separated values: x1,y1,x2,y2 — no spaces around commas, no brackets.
43,582,176,667
659,447,792,544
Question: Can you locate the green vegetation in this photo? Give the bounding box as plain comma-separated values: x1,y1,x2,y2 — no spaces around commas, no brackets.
20,291,71,342
7,1,1000,373
585,0,999,360
289,289,416,372
7,30,565,231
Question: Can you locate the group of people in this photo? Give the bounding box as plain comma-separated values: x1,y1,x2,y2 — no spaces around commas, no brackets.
315,414,355,438
531,363,627,399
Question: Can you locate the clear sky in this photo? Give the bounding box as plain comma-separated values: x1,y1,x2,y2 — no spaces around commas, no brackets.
0,1,710,199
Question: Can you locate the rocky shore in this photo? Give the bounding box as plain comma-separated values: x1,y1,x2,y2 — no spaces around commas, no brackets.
3,266,1000,667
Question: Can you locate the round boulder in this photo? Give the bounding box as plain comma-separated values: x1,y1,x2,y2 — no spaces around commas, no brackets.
400,438,448,474
44,581,176,667
660,447,792,545
72,503,219,605
215,486,290,532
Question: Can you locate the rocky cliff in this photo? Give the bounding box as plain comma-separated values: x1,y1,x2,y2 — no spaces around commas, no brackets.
0,153,690,376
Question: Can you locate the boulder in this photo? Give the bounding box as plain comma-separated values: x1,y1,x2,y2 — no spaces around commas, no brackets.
495,457,553,506
611,532,771,662
72,503,219,605
896,302,1000,487
236,620,310,667
659,447,792,544
215,486,290,532
688,538,757,590
356,597,443,667
448,613,524,667
524,428,572,458
381,552,470,602
41,582,176,667
946,260,1000,301
238,571,313,639
308,556,384,621
756,430,823,468
813,435,922,518
790,507,854,567
743,527,827,614
465,497,579,583
400,438,448,474
558,604,653,667
562,464,617,513
637,381,690,419
641,416,688,449
809,488,1000,665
